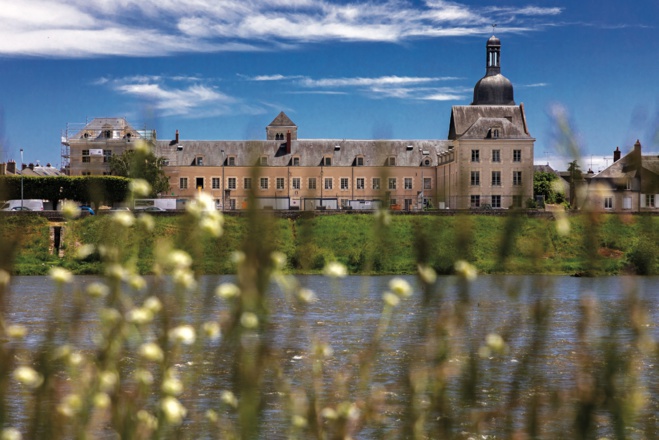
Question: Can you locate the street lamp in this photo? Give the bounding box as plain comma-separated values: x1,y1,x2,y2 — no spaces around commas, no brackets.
20,148,24,209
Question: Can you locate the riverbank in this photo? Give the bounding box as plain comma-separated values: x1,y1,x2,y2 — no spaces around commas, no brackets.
2,212,657,276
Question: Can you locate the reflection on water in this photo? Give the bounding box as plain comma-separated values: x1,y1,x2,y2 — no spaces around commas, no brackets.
5,274,659,438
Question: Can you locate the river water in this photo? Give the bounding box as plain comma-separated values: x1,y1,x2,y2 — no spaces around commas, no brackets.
4,274,659,438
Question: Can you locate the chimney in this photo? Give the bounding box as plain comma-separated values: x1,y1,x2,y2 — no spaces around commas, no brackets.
29,163,34,170
634,139,641,153
22,163,27,170
0,163,5,175
286,130,291,155
613,146,621,162
175,130,179,144
7,161,15,174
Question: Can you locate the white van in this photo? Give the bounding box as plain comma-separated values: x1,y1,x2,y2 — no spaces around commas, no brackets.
0,199,44,211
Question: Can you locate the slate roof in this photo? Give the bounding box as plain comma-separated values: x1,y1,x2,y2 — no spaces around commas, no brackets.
69,118,145,140
20,166,64,177
267,112,297,127
448,105,531,140
155,139,451,168
591,143,659,193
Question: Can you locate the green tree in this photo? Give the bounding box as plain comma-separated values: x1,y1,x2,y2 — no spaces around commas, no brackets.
533,171,565,205
109,148,170,197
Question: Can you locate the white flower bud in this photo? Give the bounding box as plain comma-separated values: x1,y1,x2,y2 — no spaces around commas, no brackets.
388,277,412,298
168,325,196,345
160,396,187,425
323,261,347,278
382,291,400,307
215,283,240,300
49,267,73,284
13,366,43,389
138,342,164,362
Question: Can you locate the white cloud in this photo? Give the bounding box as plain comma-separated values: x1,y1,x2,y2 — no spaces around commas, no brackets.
300,75,454,88
99,75,241,117
0,0,565,58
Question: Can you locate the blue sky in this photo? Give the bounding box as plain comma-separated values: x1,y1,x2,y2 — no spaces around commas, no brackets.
0,0,657,172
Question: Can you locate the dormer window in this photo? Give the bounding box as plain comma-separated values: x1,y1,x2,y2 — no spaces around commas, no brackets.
260,156,268,166
388,157,396,166
355,156,364,166
227,156,235,166
423,158,431,166
322,157,332,166
492,128,500,139
193,157,203,166
292,156,300,166
104,130,112,139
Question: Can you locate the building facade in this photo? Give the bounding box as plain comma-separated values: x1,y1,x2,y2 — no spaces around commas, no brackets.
61,36,535,211
582,141,659,212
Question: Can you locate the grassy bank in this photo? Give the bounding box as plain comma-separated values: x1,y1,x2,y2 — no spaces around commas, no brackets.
5,212,658,276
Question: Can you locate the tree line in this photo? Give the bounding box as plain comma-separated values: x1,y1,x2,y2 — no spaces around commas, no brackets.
0,175,130,209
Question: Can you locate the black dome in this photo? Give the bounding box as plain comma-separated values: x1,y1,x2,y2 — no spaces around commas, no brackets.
487,35,501,46
472,74,515,105
471,35,515,105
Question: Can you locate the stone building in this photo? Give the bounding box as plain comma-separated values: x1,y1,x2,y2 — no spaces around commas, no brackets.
61,35,535,211
583,141,659,212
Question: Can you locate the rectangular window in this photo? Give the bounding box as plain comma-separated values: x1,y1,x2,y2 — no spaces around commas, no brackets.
623,196,632,210
179,177,188,189
228,177,236,190
228,157,235,166
646,194,655,207
260,157,267,166
491,195,501,208
324,178,332,190
492,150,500,162
196,157,204,166
512,195,522,208
388,157,396,166
404,178,413,190
471,149,480,163
292,157,300,166
471,171,480,186
103,150,112,163
292,178,300,190
513,150,521,162
356,157,364,166
212,177,220,189
308,178,317,190
423,178,432,190
196,177,204,190
372,178,380,190
276,177,285,190
356,178,364,190
244,177,252,190
626,179,632,190
390,199,397,206
388,178,397,190
323,157,332,166
513,171,522,186
340,178,349,190
260,177,268,190
604,197,613,209
492,171,501,186
470,195,480,208
82,149,90,163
